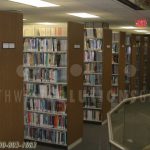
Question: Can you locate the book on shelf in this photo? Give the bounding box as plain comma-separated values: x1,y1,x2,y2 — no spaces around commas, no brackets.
24,25,67,37
126,35,131,45
84,110,101,121
112,65,118,74
111,87,118,96
23,53,67,67
24,126,67,145
112,32,119,42
84,74,102,85
84,63,102,73
112,76,118,85
24,111,67,129
83,86,102,97
24,98,66,113
83,97,102,108
24,38,67,52
84,28,103,39
24,83,67,99
24,68,67,83
84,39,103,50
84,51,102,62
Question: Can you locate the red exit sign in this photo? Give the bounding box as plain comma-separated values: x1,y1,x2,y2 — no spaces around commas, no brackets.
136,19,147,27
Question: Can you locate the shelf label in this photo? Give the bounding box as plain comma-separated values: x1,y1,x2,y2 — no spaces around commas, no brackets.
2,42,15,49
74,44,80,49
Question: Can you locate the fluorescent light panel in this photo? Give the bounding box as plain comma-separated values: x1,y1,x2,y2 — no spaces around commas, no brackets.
121,26,136,29
36,22,56,25
134,30,148,33
9,0,59,7
67,13,99,18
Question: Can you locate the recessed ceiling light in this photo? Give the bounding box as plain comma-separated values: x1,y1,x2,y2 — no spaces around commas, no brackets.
134,30,148,33
67,13,99,18
121,26,136,29
9,0,59,7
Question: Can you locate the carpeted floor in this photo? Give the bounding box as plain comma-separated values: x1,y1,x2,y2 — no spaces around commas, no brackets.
31,123,111,150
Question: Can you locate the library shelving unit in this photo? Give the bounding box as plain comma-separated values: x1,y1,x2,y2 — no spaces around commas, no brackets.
147,36,150,91
143,36,149,94
23,22,84,149
0,11,24,143
111,32,119,108
135,35,144,96
111,32,126,108
130,34,137,97
83,22,112,123
124,34,131,98
118,32,126,101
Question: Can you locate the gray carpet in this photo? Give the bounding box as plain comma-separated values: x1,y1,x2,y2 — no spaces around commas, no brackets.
32,123,111,150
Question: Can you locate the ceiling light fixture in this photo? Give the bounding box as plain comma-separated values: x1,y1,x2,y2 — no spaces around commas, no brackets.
36,22,56,25
9,0,59,7
23,18,27,21
67,13,99,18
121,26,136,29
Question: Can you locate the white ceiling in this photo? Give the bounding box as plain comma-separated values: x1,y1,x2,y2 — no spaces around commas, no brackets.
0,0,150,32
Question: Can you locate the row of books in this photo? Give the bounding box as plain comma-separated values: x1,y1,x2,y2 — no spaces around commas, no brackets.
84,28,103,38
83,86,102,97
24,98,66,113
84,74,102,85
24,68,67,83
23,25,67,37
111,87,118,96
112,32,119,42
84,51,102,62
112,65,118,74
112,43,119,53
83,97,102,108
126,46,131,54
24,38,67,52
25,112,67,129
24,126,67,145
126,36,131,45
84,110,101,121
23,53,67,67
84,63,102,73
24,83,67,99
112,76,118,85
84,39,103,50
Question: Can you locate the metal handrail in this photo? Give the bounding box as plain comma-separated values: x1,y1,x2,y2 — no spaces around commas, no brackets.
107,94,150,150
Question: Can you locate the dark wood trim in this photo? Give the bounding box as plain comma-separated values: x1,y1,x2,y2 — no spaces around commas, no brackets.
67,22,84,145
0,11,23,143
102,29,112,121
118,32,126,101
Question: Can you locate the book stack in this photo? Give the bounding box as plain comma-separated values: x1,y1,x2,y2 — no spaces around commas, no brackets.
24,36,68,146
124,35,132,98
111,32,119,108
83,27,103,123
